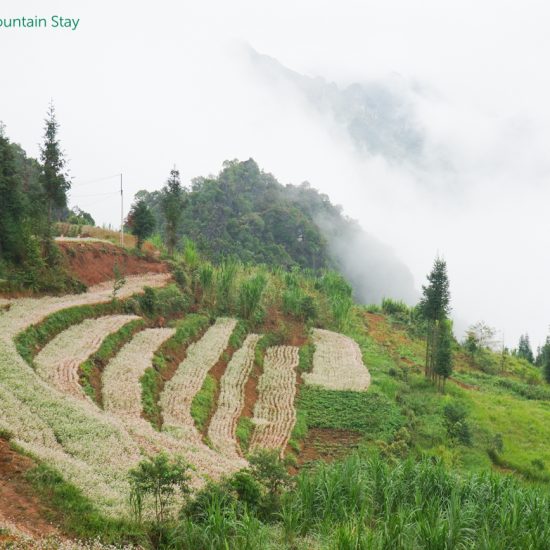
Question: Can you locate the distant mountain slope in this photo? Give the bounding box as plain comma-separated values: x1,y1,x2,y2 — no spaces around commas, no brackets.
246,46,425,164
138,158,417,304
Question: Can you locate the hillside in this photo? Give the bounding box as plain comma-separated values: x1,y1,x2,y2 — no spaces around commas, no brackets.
1,244,549,548
137,158,417,305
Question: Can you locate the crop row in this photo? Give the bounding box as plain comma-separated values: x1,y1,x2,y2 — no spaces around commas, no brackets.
160,317,237,442
250,345,299,453
208,334,261,458
102,328,176,418
35,315,140,400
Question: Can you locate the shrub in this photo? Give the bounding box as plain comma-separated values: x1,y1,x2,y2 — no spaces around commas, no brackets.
381,298,410,316
443,402,472,446
129,453,191,525
138,284,188,318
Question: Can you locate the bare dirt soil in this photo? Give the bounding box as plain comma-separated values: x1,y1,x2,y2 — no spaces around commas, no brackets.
0,438,61,540
293,428,363,471
58,241,168,286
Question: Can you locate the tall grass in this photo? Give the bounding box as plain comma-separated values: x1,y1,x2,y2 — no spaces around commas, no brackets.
215,260,238,313
285,454,550,549
318,271,353,330
238,273,267,320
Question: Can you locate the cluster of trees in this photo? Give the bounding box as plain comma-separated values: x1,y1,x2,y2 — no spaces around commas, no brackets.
419,257,453,390
0,104,91,290
131,159,334,268
126,167,185,251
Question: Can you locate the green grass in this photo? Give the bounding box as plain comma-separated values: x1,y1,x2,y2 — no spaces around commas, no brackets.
158,314,210,356
138,315,210,429
191,374,218,433
140,367,164,428
468,389,550,480
495,378,550,401
236,417,254,454
297,386,403,439
15,301,126,365
229,319,248,349
297,341,314,373
25,464,144,544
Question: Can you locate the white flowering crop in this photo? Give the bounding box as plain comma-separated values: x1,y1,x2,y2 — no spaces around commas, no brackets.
160,317,237,442
35,315,140,399
250,345,299,453
302,328,370,391
102,328,175,418
208,334,260,458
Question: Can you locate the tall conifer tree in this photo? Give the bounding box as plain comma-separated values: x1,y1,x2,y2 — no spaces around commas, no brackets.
161,167,185,256
39,102,70,247
517,334,535,364
419,257,451,381
0,124,25,262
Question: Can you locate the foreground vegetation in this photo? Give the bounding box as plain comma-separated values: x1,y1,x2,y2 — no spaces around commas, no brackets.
20,448,550,549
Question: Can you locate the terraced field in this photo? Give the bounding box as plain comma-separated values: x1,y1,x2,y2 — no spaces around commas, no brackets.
0,274,371,515
208,334,261,457
35,315,140,400
303,328,371,391
160,318,237,442
250,346,300,452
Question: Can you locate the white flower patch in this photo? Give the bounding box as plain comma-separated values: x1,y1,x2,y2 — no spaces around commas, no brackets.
250,345,299,453
208,334,260,458
0,277,249,515
102,328,175,418
0,382,61,449
0,274,171,515
35,315,141,399
160,318,237,442
302,328,371,391
101,323,247,482
1,272,171,336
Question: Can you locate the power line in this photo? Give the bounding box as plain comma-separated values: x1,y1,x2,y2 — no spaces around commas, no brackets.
70,191,119,199
71,174,121,187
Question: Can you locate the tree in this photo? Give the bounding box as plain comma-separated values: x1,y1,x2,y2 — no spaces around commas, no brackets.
0,124,25,262
543,345,550,384
67,206,95,226
536,336,550,382
39,102,71,244
516,334,534,364
161,167,185,256
128,452,191,525
419,257,451,381
535,336,550,368
127,198,155,250
434,319,453,390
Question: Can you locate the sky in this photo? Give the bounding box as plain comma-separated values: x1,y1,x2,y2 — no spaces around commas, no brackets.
1,0,549,349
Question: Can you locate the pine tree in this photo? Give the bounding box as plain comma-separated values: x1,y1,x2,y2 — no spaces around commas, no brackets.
39,102,70,245
517,334,534,364
127,199,155,250
419,257,451,380
0,124,25,262
535,336,549,368
536,336,550,379
434,319,453,391
161,167,185,256
544,345,550,384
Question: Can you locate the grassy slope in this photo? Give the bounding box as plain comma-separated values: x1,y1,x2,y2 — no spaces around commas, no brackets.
353,309,550,481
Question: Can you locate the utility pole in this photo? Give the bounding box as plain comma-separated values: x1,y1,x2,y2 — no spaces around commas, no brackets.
120,173,124,247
